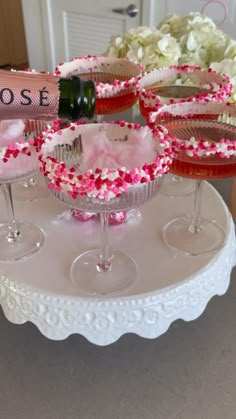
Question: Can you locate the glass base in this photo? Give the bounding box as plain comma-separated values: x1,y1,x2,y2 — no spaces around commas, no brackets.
0,221,45,261
163,216,226,256
160,174,196,197
70,250,136,295
13,176,49,202
93,114,104,123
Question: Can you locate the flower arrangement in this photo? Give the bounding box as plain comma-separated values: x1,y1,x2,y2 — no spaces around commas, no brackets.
106,12,236,102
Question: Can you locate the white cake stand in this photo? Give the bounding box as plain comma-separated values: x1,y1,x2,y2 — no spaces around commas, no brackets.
0,179,235,346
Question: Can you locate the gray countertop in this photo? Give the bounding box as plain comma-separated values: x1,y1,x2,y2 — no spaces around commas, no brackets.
0,178,235,419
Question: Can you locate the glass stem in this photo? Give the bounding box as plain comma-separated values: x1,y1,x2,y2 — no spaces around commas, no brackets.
95,114,104,123
171,175,181,182
96,212,111,273
23,176,36,188
188,180,203,234
2,183,20,243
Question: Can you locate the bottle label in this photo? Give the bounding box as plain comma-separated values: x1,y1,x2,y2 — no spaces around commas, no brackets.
0,70,60,120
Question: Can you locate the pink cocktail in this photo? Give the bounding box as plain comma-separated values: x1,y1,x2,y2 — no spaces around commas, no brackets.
39,121,173,295
138,65,232,197
137,65,232,119
148,101,236,256
55,55,141,115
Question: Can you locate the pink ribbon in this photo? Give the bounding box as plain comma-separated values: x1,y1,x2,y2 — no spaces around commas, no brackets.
71,210,127,225
201,0,228,27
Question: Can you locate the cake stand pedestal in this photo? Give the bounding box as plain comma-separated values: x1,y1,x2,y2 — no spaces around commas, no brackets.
0,180,235,345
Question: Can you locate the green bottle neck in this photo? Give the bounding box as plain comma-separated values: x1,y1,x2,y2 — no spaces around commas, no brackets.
58,76,96,121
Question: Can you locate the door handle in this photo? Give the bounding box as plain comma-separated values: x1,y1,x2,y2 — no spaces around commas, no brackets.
112,4,139,17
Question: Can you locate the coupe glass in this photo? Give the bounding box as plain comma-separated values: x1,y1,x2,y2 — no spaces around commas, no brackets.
13,120,53,201
40,122,171,295
137,65,232,198
149,112,236,256
55,55,141,221
55,55,141,121
0,120,45,260
11,66,55,201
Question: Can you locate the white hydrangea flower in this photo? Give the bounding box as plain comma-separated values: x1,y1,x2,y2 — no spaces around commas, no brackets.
106,27,181,71
157,13,191,40
224,39,236,59
105,11,236,102
187,13,216,32
179,51,207,67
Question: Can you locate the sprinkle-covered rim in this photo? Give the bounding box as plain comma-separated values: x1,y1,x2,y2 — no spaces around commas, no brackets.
0,120,59,163
137,65,232,113
55,55,142,98
11,68,55,76
39,121,173,201
147,101,236,158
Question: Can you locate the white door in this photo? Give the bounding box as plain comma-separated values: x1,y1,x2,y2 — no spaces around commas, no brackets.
41,0,145,71
157,0,236,39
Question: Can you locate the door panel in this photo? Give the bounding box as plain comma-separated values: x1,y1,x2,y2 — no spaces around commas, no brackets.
0,2,10,66
43,0,142,70
0,0,27,67
63,10,126,59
